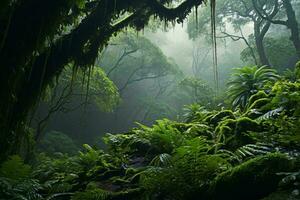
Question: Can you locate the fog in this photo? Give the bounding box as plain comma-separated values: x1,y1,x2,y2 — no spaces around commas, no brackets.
32,1,300,147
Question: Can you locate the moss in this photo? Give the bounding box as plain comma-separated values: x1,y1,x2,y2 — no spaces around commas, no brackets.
245,98,271,118
215,117,258,149
249,97,271,110
236,117,261,133
262,190,300,200
215,119,236,141
207,110,235,126
248,91,269,107
209,153,294,200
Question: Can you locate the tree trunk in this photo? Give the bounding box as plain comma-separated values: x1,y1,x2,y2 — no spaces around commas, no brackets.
255,36,270,66
283,0,300,58
0,0,205,161
254,22,271,66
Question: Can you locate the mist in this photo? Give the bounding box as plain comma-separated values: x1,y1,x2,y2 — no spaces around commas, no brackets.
1,1,300,199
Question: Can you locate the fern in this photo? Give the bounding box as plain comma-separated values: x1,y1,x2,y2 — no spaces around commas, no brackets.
72,188,109,200
277,170,300,188
149,153,172,167
0,155,31,180
257,107,284,121
219,143,273,163
183,104,209,122
0,177,43,200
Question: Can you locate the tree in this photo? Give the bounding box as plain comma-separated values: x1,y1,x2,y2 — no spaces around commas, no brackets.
188,0,281,66
97,32,183,125
253,0,300,58
31,66,120,142
101,32,180,93
241,35,296,70
0,0,205,160
179,77,213,106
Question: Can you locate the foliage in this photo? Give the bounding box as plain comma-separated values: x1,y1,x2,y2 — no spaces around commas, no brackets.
49,65,121,113
0,155,31,180
241,36,296,71
179,77,213,105
0,0,205,160
210,153,294,200
37,131,79,156
183,103,209,122
0,155,43,200
2,62,300,200
227,66,279,111
98,31,184,126
72,188,109,200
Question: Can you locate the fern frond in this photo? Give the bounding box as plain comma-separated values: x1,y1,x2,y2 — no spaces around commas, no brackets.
149,153,172,167
234,143,273,162
257,107,283,121
219,143,274,164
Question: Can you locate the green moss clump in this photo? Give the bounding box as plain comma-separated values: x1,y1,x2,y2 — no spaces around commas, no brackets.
207,110,235,126
236,117,261,133
209,153,294,200
245,98,271,119
248,91,269,107
249,97,271,110
215,117,258,149
215,119,236,142
262,190,300,200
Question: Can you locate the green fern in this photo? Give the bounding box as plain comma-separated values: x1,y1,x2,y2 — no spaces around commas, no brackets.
0,177,43,200
0,155,31,180
72,188,109,200
257,107,284,121
149,153,172,167
219,143,273,163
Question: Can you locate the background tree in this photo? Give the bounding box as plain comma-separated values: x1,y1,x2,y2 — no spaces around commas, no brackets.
31,66,120,143
40,31,186,144
253,0,300,58
187,0,283,66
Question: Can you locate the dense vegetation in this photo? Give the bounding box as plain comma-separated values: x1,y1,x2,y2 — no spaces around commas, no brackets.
1,0,300,199
1,63,300,199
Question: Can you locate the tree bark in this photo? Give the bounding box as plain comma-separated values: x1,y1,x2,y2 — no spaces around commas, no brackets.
254,21,271,66
283,0,300,58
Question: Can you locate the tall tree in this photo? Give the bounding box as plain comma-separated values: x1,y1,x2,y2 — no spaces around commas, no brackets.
188,0,280,66
0,0,204,160
253,0,300,58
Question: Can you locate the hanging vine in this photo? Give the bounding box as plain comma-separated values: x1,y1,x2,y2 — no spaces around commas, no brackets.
210,0,219,91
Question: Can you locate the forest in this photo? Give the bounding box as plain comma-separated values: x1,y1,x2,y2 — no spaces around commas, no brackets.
0,0,299,199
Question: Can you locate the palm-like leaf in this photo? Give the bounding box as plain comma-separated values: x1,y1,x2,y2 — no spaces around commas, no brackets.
227,66,279,111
